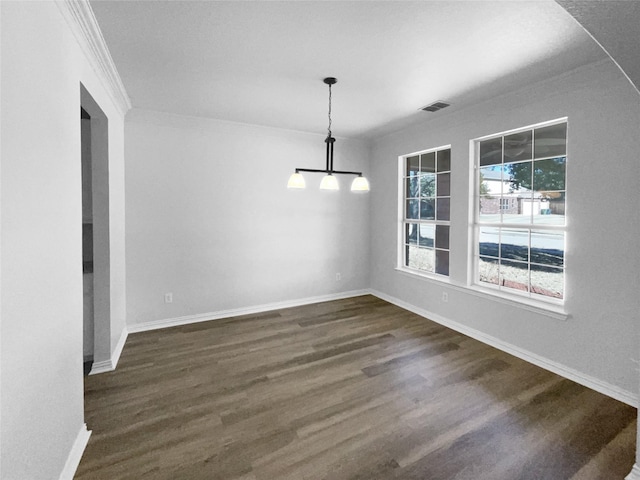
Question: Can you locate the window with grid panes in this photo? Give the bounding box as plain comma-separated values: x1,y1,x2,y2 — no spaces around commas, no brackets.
401,147,451,276
474,120,567,301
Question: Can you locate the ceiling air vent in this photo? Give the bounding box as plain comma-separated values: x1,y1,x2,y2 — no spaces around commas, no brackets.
421,101,450,113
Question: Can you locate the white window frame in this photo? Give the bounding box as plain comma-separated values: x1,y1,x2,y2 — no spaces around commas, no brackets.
397,145,452,280
471,118,567,305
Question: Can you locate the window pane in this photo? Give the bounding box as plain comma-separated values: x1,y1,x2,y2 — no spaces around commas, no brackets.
418,224,434,247
479,137,502,166
407,244,420,269
407,156,420,176
406,199,419,219
533,157,566,192
479,166,504,196
420,199,435,220
437,149,451,172
505,161,532,192
531,230,564,267
478,196,499,222
407,245,434,272
533,157,566,225
479,227,500,257
534,123,566,159
406,175,419,198
531,266,564,299
500,228,529,262
436,250,449,275
501,161,533,224
420,173,436,197
533,192,565,225
422,248,436,272
435,225,450,249
406,223,418,245
502,198,533,225
421,152,436,172
499,259,529,293
436,198,450,221
504,130,532,162
437,172,450,196
479,256,499,285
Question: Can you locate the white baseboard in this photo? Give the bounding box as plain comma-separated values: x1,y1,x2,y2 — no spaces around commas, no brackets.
59,424,91,480
96,288,637,407
111,327,128,369
89,358,113,375
627,464,640,480
127,289,370,333
370,289,638,407
89,327,128,375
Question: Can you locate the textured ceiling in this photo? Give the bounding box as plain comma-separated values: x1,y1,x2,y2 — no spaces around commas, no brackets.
557,0,640,96
90,0,607,138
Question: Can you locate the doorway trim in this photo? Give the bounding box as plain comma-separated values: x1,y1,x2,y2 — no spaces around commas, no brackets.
80,84,122,374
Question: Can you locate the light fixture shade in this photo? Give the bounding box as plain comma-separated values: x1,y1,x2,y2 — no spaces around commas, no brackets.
350,176,370,192
287,172,306,189
320,174,339,190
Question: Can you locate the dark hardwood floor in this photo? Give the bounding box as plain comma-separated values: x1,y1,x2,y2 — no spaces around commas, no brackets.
76,295,636,479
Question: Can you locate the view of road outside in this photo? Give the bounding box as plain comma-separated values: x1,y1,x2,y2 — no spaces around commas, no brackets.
478,222,564,298
476,121,566,300
405,222,565,298
404,123,567,299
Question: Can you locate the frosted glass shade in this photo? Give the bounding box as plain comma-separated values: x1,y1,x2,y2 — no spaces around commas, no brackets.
287,172,306,189
350,176,370,192
320,174,339,190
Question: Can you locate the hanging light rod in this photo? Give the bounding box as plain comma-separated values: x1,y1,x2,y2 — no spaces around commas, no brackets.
287,77,370,192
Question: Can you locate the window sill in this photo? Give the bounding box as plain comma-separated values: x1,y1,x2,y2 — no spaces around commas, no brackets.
396,267,452,285
463,285,568,321
394,267,569,321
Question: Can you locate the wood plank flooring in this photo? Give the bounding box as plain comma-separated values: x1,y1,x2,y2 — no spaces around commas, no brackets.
76,295,637,479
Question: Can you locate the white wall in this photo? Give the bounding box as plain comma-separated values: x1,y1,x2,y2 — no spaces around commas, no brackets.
369,59,640,400
125,109,370,327
0,2,127,479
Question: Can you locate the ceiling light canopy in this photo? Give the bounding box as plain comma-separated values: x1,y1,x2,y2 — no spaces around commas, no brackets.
287,77,370,192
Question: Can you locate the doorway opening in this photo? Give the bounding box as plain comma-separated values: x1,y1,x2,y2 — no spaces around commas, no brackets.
81,107,94,374
80,84,111,376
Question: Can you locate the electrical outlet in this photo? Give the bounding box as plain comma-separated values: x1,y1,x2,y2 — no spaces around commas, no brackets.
336,273,341,281
442,292,448,303
164,292,173,304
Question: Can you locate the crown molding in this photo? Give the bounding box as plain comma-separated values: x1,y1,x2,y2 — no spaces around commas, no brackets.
55,0,131,116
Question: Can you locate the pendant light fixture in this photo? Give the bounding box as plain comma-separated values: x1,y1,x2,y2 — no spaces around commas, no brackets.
287,77,370,192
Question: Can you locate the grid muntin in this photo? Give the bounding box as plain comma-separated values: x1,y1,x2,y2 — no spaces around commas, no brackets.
475,120,567,300
403,147,451,276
